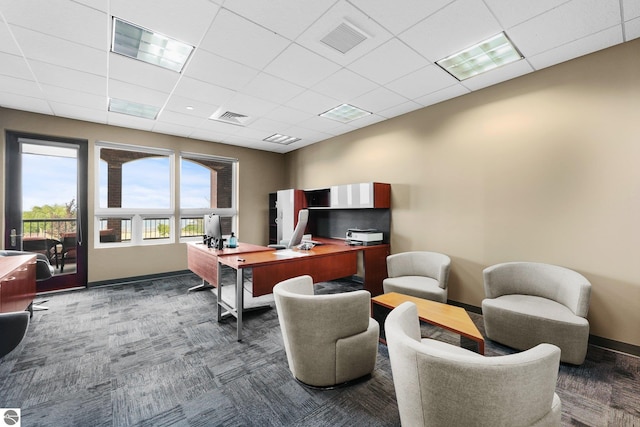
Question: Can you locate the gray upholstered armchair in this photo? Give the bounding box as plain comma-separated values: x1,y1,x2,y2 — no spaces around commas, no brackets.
383,251,451,303
273,275,379,388
386,301,562,427
0,311,30,359
482,262,591,365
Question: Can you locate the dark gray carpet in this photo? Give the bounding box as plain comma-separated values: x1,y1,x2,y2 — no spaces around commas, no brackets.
0,270,638,426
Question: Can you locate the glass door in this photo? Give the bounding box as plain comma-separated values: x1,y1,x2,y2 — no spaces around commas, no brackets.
4,131,88,292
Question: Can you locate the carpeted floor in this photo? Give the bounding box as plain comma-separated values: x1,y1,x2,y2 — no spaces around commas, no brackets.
0,270,638,426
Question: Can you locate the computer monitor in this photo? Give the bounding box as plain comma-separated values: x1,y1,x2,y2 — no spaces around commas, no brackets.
204,213,223,249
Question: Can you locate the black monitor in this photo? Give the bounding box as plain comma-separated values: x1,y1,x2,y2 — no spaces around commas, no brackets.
204,214,223,249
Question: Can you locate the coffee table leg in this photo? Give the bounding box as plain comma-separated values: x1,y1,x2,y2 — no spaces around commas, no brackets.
371,302,390,344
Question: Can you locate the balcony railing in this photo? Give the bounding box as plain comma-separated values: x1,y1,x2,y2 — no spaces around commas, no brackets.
22,218,76,241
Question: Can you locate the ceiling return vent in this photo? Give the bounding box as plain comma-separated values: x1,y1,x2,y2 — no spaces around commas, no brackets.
320,21,368,54
209,110,251,126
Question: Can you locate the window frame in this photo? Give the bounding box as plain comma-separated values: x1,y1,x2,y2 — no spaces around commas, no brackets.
93,143,239,248
94,141,175,248
178,151,238,243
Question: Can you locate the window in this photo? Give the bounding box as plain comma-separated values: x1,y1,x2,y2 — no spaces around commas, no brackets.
95,142,174,246
179,153,237,241
94,143,238,247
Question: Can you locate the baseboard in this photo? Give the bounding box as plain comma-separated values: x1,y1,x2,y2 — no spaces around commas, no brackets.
88,270,194,288
447,299,640,358
589,335,640,358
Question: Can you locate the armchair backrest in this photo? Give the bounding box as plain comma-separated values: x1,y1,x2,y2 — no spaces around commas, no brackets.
273,275,373,385
386,302,561,427
386,251,451,289
483,262,591,317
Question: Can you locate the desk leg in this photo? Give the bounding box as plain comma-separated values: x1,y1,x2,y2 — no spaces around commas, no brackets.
236,267,243,341
216,261,223,322
189,278,214,292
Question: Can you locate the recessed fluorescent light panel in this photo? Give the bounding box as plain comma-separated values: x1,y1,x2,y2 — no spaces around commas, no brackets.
436,32,523,81
112,17,194,72
109,98,160,120
263,134,301,145
319,104,372,123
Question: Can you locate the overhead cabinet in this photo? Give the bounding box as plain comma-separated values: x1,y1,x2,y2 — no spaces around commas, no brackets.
330,182,390,209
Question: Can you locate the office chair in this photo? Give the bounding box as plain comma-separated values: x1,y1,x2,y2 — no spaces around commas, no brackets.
269,209,309,250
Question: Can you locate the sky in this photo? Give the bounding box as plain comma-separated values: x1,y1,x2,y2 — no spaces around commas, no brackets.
23,152,212,213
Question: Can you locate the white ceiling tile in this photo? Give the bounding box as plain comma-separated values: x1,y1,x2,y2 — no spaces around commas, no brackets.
349,0,454,34
107,112,156,131
414,84,470,108
240,73,305,105
157,109,206,127
199,9,290,70
183,49,259,91
0,75,42,98
11,27,107,75
0,53,31,79
163,95,220,119
378,100,424,119
348,38,429,85
110,0,220,46
623,0,640,20
41,84,107,110
50,102,108,123
348,113,386,128
483,0,569,29
246,117,290,133
2,0,108,49
0,92,53,114
264,105,316,126
108,54,180,93
297,115,353,134
0,22,22,55
295,0,393,66
625,17,640,40
399,0,502,62
152,121,194,138
108,80,169,107
386,64,457,100
461,59,534,92
223,0,336,40
509,0,621,57
286,90,340,115
312,68,378,101
171,77,235,106
29,60,107,96
528,26,624,70
263,43,341,87
349,86,409,113
221,92,278,118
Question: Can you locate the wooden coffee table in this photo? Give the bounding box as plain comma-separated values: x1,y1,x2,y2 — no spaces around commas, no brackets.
371,292,485,354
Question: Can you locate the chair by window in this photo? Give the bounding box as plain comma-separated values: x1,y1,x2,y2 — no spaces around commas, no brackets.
60,232,77,273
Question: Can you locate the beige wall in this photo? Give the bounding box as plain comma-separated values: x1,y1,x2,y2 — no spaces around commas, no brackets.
286,39,640,347
0,109,287,282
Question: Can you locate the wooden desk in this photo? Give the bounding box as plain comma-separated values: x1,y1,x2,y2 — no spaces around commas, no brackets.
372,292,485,354
0,254,37,315
186,239,389,340
186,242,271,291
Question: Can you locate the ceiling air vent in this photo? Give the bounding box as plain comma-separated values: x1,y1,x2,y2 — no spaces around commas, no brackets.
320,21,368,54
209,110,251,126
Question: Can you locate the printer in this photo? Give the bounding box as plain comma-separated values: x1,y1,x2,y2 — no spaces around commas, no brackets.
346,228,384,245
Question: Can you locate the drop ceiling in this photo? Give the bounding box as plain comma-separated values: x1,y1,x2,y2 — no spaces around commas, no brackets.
0,0,637,153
